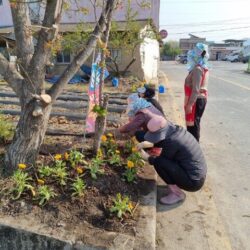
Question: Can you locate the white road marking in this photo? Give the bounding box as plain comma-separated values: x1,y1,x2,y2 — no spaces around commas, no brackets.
211,75,250,91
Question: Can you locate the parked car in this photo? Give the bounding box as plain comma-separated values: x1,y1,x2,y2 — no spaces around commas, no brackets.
227,52,240,62
176,54,187,64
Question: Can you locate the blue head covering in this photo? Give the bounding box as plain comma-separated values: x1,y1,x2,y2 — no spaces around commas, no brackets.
187,43,209,72
127,98,152,117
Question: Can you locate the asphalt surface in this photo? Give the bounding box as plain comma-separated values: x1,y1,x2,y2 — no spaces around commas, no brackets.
158,61,250,250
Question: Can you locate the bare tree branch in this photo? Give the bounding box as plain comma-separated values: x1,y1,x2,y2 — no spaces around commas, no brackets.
28,0,63,93
48,0,118,101
10,1,34,71
0,54,24,96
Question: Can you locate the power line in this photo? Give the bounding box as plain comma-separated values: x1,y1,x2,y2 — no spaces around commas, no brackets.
160,17,250,28
170,25,250,35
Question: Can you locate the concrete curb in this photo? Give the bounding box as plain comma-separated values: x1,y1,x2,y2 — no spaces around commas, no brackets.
133,165,157,250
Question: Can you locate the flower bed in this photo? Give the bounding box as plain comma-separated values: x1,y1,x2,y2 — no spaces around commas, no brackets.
0,134,147,236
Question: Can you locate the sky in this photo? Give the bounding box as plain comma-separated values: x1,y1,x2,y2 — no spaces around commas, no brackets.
159,0,250,43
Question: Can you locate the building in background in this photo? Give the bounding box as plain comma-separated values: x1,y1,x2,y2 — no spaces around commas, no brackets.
179,34,206,54
0,0,160,81
208,39,246,61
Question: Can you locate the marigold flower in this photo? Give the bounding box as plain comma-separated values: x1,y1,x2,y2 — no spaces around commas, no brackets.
64,152,69,161
54,154,62,160
115,150,120,154
37,179,45,185
101,135,107,142
76,167,83,174
132,147,137,152
107,133,113,137
127,160,135,169
128,202,134,210
18,163,27,170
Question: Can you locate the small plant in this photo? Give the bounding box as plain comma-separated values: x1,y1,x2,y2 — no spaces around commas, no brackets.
92,104,107,117
71,177,86,197
101,134,118,154
37,185,57,206
38,165,54,178
53,165,68,186
86,157,104,180
123,168,137,183
110,193,133,219
11,170,34,199
107,150,122,166
127,152,145,167
69,149,86,168
0,113,14,143
123,160,137,183
123,139,137,154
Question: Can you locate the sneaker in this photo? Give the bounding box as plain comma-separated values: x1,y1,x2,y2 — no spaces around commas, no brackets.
147,147,162,156
159,189,186,205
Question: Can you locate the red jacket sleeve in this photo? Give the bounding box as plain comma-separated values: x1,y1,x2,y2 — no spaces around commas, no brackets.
119,113,146,133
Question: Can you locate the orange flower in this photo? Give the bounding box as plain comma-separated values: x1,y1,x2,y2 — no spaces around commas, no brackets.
101,135,107,142
64,152,69,161
54,154,62,161
76,167,83,174
127,160,134,169
37,179,45,185
128,202,134,210
18,163,27,170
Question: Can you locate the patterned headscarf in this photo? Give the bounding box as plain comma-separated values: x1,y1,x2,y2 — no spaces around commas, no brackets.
187,43,209,72
127,98,152,117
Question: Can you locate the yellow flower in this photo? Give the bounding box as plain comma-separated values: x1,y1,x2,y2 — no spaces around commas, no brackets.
54,154,62,161
110,139,115,144
64,152,69,161
127,160,134,169
107,133,113,137
115,150,120,154
132,147,137,152
37,179,45,185
76,167,83,174
18,163,27,170
128,202,134,210
101,135,107,142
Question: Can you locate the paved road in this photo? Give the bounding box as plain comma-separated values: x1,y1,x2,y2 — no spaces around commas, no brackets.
158,61,250,250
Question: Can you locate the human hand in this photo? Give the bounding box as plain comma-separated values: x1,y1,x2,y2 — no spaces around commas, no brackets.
136,141,154,150
140,149,149,161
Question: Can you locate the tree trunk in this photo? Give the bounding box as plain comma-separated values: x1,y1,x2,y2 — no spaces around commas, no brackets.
93,95,109,154
4,100,52,175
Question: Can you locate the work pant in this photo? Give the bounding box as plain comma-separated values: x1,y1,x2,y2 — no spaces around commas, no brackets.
153,157,205,192
187,98,207,142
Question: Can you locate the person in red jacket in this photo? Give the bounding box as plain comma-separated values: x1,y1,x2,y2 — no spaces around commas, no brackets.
184,43,209,142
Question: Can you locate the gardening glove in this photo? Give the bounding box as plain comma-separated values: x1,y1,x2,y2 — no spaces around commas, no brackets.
140,149,149,161
136,141,154,150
